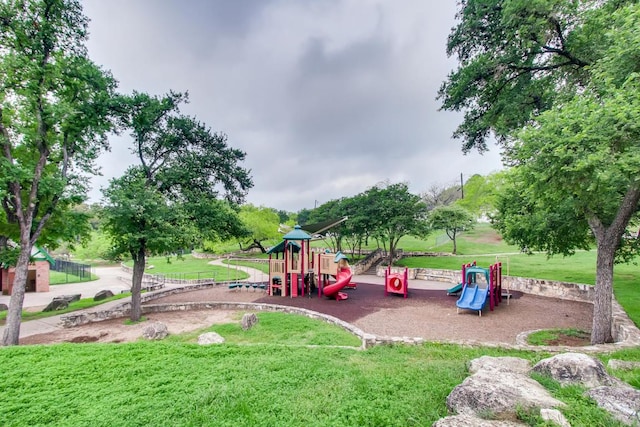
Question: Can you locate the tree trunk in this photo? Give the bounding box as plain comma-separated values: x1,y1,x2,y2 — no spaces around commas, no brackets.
130,247,146,322
254,239,267,253
388,238,398,266
1,243,32,346
591,240,616,344
587,185,640,344
447,229,458,255
452,232,458,255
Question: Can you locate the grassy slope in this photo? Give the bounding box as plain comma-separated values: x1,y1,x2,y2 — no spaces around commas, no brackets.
2,337,632,426
0,343,501,426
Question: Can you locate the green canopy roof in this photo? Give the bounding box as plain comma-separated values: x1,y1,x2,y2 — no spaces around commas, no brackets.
282,225,311,241
31,246,55,265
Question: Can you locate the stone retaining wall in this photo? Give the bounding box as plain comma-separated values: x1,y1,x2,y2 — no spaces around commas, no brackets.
503,275,594,303
352,249,385,275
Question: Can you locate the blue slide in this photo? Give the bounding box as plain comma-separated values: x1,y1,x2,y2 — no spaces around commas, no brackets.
456,285,489,316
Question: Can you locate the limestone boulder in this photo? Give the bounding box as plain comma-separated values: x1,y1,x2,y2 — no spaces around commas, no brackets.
437,353,638,426
43,294,82,312
43,297,69,312
531,353,621,388
142,321,168,340
198,332,225,345
539,408,570,427
93,290,114,301
447,357,564,418
432,414,526,426
585,385,640,425
468,356,531,375
63,294,81,303
241,312,258,330
0,303,8,312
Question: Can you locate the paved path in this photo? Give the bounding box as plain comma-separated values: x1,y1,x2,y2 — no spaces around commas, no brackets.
0,266,131,310
207,258,269,283
1,264,450,341
0,266,134,340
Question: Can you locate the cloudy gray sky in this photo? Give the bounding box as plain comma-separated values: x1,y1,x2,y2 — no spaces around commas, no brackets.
82,0,503,212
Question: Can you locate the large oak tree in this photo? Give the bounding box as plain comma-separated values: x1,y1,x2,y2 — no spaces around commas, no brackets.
440,0,640,343
0,0,117,345
101,91,252,321
364,183,430,265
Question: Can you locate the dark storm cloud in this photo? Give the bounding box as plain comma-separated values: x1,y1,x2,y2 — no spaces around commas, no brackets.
82,0,503,211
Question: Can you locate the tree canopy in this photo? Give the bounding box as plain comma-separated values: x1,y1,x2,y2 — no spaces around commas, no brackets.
439,0,633,152
311,182,429,264
441,0,640,344
456,173,501,217
236,204,281,253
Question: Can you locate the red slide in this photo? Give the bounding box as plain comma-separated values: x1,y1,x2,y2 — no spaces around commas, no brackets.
323,268,352,300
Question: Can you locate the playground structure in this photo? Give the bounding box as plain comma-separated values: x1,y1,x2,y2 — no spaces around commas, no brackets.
446,261,476,296
267,226,353,300
455,262,503,316
384,266,408,298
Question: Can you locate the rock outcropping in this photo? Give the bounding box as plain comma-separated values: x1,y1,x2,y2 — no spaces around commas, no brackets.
142,321,168,340
198,332,225,345
241,312,258,330
435,353,640,426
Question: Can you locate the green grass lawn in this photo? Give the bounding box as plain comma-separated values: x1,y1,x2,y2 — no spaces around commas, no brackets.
225,258,270,274
123,255,250,281
165,312,361,347
49,270,97,285
3,224,639,426
1,311,636,426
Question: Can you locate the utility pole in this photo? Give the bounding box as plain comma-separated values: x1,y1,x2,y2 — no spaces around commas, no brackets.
460,173,464,199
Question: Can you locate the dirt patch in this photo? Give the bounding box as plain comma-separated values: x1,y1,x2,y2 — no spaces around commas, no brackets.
546,334,591,346
529,329,592,347
20,310,239,345
20,282,593,347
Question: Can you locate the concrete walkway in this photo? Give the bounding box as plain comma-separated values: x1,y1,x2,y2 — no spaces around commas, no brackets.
0,266,131,310
0,266,134,340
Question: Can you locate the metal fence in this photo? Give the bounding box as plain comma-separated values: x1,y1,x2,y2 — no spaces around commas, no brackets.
434,233,450,247
52,259,93,279
162,271,218,282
